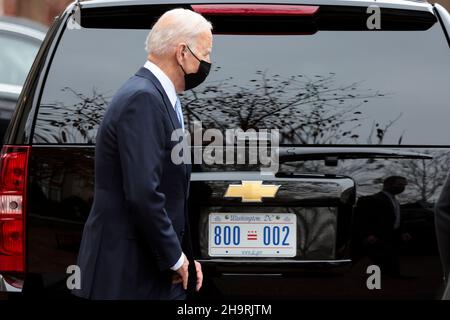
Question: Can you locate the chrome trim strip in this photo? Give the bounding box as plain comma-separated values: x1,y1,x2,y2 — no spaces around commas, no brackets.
197,259,351,264
190,171,351,181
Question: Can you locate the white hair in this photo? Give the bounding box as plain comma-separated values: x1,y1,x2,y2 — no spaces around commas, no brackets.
145,8,213,56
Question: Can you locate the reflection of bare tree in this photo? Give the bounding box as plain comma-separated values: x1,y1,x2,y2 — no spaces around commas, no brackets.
367,113,404,145
281,149,450,205
282,158,390,197
29,149,95,221
181,70,391,144
296,207,336,259
386,150,450,204
34,87,110,144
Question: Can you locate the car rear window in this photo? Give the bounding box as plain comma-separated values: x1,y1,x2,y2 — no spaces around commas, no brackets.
33,8,450,146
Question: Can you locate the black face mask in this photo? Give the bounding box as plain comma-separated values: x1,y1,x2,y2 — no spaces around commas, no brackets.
180,45,211,90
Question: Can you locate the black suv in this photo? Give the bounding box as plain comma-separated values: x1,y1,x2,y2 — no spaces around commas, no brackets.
1,0,450,299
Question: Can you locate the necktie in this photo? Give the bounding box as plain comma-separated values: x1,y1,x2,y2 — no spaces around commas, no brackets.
175,97,185,131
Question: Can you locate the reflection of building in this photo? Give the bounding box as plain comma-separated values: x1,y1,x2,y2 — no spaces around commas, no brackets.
0,0,74,26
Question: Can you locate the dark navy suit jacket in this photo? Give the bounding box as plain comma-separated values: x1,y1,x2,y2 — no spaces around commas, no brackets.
74,67,193,300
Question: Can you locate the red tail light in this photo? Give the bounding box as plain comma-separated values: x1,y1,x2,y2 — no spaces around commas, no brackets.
191,4,320,16
0,146,30,273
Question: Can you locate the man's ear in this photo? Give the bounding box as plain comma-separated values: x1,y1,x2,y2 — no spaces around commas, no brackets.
176,43,188,65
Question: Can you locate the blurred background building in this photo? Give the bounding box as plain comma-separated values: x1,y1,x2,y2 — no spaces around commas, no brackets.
0,0,74,26
1,0,450,27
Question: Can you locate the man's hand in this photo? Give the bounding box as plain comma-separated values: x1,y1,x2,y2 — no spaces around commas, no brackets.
195,260,203,292
172,253,189,290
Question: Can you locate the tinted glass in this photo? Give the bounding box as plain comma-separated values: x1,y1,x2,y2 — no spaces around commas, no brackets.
34,22,450,145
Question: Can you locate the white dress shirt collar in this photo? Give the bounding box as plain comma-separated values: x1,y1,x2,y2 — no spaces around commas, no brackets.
143,60,177,108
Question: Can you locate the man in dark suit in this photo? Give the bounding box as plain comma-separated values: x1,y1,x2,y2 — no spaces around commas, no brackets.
353,176,412,276
73,9,213,300
435,173,450,299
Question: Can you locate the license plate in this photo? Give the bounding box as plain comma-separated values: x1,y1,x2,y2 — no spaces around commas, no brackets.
208,213,297,257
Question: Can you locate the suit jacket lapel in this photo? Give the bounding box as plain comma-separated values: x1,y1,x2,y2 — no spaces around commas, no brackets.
135,67,190,190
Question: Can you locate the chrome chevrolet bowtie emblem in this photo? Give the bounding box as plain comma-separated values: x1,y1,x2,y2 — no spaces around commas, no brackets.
224,181,280,202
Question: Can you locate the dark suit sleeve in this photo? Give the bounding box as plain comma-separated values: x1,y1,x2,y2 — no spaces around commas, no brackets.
435,173,450,279
117,91,182,271
182,209,198,294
